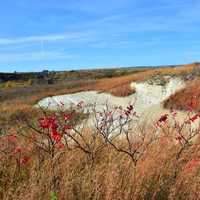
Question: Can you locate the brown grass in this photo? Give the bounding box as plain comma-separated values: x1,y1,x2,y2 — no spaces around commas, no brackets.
163,78,200,111
1,62,198,128
1,63,200,199
94,62,198,95
109,84,135,97
1,125,200,200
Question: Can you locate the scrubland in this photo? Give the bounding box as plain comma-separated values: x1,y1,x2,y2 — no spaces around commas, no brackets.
164,78,200,111
1,63,200,200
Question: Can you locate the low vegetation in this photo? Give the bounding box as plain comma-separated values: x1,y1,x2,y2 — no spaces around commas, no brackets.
1,63,200,199
1,101,200,200
164,78,200,111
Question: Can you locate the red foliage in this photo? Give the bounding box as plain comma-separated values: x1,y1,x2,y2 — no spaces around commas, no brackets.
51,129,62,143
189,113,200,122
184,158,200,172
7,134,18,142
63,114,72,121
20,156,30,165
38,116,57,129
156,114,168,127
13,146,22,154
38,116,63,143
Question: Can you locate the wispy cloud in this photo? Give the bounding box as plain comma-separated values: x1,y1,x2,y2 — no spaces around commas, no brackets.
0,31,93,45
0,0,200,71
0,51,78,62
1,1,199,47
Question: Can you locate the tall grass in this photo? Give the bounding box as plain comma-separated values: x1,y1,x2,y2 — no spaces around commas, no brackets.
164,78,200,111
1,102,200,200
1,63,200,199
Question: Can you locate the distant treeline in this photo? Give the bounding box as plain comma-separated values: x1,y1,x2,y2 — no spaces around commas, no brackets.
0,71,49,82
0,64,181,83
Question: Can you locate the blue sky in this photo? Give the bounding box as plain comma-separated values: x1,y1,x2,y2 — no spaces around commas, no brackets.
0,0,200,72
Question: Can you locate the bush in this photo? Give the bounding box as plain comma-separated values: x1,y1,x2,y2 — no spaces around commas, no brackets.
1,98,200,199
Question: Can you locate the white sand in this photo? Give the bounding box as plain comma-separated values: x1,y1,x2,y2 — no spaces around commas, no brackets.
37,78,185,117
37,78,200,135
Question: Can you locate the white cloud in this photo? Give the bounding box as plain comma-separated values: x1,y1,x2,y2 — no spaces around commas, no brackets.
0,1,200,49
0,31,93,45
0,51,78,62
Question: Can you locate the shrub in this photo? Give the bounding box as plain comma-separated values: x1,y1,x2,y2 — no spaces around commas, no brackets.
109,84,135,97
164,79,200,111
1,100,200,199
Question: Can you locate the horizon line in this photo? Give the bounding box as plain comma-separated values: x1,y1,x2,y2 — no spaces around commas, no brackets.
0,62,195,73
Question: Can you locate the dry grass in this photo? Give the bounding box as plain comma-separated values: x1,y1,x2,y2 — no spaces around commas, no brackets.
109,84,135,97
1,125,200,200
163,78,200,111
94,62,198,96
1,62,198,129
1,63,200,199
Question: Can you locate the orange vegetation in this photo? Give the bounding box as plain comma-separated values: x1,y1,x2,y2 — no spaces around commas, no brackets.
1,108,200,200
0,62,198,123
164,78,200,111
1,63,200,199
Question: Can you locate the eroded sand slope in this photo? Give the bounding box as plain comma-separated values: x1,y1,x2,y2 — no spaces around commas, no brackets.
38,78,184,115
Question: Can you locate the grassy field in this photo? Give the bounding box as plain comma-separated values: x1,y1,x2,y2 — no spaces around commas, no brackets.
1,63,200,200
164,78,200,111
1,96,200,200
